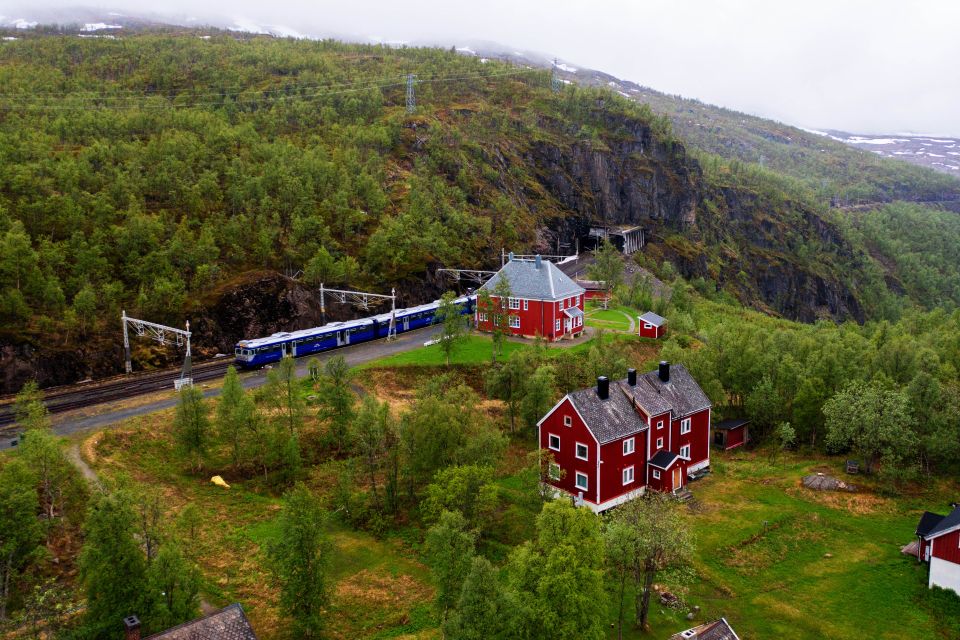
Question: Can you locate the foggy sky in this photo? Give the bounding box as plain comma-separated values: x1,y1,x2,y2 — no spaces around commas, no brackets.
6,0,960,135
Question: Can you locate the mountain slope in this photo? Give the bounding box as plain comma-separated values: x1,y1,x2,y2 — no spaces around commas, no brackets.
0,28,950,390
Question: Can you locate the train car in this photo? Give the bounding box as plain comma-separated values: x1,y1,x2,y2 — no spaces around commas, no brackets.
234,294,477,368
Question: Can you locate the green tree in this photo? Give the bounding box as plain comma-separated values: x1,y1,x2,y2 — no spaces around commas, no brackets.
316,355,354,451
423,510,476,623
0,221,40,294
267,355,305,438
172,385,210,473
421,465,499,533
79,492,147,638
485,353,529,433
0,461,43,620
267,483,330,638
444,556,515,640
745,374,781,437
144,543,200,633
19,427,85,525
823,380,917,474
603,519,638,640
520,364,556,431
12,381,49,431
436,291,466,366
609,494,695,631
508,501,606,640
352,396,391,511
216,366,251,467
772,421,796,463
587,238,623,306
490,274,514,360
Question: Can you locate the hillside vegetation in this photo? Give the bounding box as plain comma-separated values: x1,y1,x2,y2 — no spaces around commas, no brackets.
1,31,960,390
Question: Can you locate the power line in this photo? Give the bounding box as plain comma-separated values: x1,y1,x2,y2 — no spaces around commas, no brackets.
0,67,541,111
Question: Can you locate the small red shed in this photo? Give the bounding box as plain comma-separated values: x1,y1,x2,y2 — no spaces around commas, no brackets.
714,418,750,450
638,311,666,339
915,511,945,563
918,505,960,595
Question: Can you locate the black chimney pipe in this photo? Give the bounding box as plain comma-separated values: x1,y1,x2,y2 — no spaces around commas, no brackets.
597,376,609,399
123,616,141,640
627,368,637,386
658,361,670,383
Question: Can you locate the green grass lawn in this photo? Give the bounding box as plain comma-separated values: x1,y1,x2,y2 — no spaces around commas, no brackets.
625,450,958,640
359,335,528,368
586,308,634,332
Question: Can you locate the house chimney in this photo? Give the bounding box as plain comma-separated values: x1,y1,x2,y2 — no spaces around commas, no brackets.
508,251,514,262
627,368,637,386
123,615,141,640
658,361,670,383
535,254,542,270
597,376,609,400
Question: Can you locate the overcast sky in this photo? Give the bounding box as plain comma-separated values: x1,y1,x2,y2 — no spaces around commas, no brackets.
6,0,960,135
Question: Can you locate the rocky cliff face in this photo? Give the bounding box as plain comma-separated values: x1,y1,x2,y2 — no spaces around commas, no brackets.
530,115,699,233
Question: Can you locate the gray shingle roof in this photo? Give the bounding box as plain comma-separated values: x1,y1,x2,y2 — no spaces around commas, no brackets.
649,450,680,469
917,511,946,537
631,364,711,418
639,311,666,327
670,618,740,640
567,380,647,445
145,604,257,640
479,258,584,301
928,505,960,538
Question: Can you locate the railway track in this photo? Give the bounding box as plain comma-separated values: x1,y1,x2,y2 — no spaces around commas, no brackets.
0,358,232,430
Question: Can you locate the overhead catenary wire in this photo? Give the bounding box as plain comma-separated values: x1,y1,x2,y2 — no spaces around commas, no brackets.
0,67,544,111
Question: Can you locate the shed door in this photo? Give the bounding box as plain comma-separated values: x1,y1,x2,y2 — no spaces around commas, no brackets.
672,467,682,492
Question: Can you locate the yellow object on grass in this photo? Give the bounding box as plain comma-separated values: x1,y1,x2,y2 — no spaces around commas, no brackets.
210,475,231,489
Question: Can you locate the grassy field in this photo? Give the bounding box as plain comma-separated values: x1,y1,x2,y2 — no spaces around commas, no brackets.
585,308,634,332
640,450,960,640
357,334,527,368
77,406,960,640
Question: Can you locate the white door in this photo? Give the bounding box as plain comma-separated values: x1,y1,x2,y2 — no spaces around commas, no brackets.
337,330,348,346
564,319,572,333
281,343,288,357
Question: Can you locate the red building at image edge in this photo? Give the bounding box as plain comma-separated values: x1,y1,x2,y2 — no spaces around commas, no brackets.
475,255,586,341
537,361,712,513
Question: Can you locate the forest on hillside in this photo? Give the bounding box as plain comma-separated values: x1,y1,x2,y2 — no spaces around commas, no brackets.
1,30,960,382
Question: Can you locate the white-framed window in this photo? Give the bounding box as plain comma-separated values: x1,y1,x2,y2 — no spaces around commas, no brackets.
508,297,520,310
563,415,572,427
652,469,661,480
680,444,691,460
656,437,664,449
478,312,488,322
548,434,560,451
509,315,521,328
555,319,561,332
622,466,634,485
575,472,588,491
575,442,589,461
623,438,635,455
523,299,529,311
557,300,563,311
644,323,653,330
681,418,692,434
657,420,664,430
549,462,561,480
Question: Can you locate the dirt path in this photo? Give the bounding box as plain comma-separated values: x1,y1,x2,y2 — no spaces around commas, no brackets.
66,443,101,489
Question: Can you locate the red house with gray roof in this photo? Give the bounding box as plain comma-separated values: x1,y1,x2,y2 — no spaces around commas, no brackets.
638,311,666,339
914,505,960,596
536,361,712,513
476,255,585,341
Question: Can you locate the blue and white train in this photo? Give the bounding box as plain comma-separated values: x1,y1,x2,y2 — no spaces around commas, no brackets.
233,294,476,368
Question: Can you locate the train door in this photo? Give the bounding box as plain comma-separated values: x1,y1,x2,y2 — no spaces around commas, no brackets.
403,315,410,331
337,330,348,346
281,342,289,358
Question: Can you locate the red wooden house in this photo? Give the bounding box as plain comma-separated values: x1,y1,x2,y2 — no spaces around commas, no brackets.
476,255,585,341
638,311,666,339
536,362,712,513
915,506,960,595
